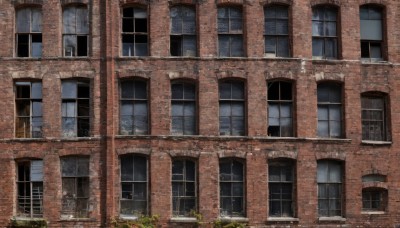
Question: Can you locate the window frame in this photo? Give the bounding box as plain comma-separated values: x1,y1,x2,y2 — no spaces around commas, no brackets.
360,4,385,61
219,158,246,218
170,5,197,57
361,93,389,142
312,5,339,60
317,160,343,217
317,82,343,138
264,4,291,58
15,81,43,138
61,80,91,137
119,79,149,135
362,188,387,212
217,6,244,57
62,4,89,57
171,158,197,217
121,6,149,57
119,154,149,218
267,80,294,137
268,159,295,218
16,159,44,218
60,156,90,219
171,80,197,135
219,79,246,136
15,7,43,58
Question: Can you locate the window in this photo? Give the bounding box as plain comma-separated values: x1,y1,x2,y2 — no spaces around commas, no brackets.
317,160,343,217
120,155,148,217
170,6,197,57
172,159,197,217
122,7,148,56
312,6,338,59
268,160,294,217
63,5,89,57
15,81,42,138
62,80,90,137
267,81,293,137
361,94,388,141
219,80,245,136
61,156,89,218
120,80,148,135
362,189,387,212
16,7,42,57
264,5,290,57
317,82,342,138
219,159,245,217
171,82,196,135
360,5,383,60
17,160,43,218
218,7,244,57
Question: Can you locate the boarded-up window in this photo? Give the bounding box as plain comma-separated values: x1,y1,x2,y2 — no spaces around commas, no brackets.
360,5,383,60
16,8,42,57
15,81,43,138
219,80,245,136
268,81,293,137
120,80,148,135
170,6,197,56
317,83,342,138
361,95,387,141
317,160,343,217
171,82,196,135
219,159,245,217
264,5,290,57
120,155,148,217
218,7,243,57
62,80,90,137
17,160,43,218
63,6,89,57
268,160,294,217
61,156,90,218
122,7,148,56
172,159,197,217
312,6,338,59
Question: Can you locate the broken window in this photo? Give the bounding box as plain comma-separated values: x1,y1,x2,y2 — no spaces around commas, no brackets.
312,6,338,59
15,81,43,138
171,82,196,135
17,160,43,218
317,160,343,217
268,160,294,217
361,94,388,141
16,7,42,57
61,156,90,218
172,159,196,217
122,7,148,56
317,82,342,138
264,5,290,57
63,5,89,57
120,154,148,217
219,80,245,136
120,80,148,135
219,159,245,217
360,5,383,60
268,81,293,137
62,80,90,137
170,6,197,57
218,7,244,57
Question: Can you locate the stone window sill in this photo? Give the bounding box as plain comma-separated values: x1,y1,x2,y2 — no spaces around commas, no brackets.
219,217,248,223
362,140,392,146
361,211,385,215
267,217,299,222
170,217,197,223
318,216,346,222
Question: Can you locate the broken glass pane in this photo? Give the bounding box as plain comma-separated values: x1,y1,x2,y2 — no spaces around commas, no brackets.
77,177,89,197
63,117,76,137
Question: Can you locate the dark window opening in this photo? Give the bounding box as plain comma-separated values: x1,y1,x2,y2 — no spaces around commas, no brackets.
16,8,42,57
170,6,197,57
219,80,245,136
317,83,342,138
171,82,196,135
362,189,387,211
361,95,388,141
264,5,290,57
218,7,243,57
172,159,197,217
312,6,338,59
63,6,89,57
268,81,293,137
360,5,383,60
62,80,90,137
122,8,148,56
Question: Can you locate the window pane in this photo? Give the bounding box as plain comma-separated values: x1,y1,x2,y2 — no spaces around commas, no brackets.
231,36,243,57
218,35,230,57
76,7,89,34
277,37,289,57
31,160,43,181
312,38,324,57
121,156,133,181
133,156,147,181
63,7,76,34
17,8,30,33
182,36,196,57
62,81,77,98
360,20,382,40
31,8,42,32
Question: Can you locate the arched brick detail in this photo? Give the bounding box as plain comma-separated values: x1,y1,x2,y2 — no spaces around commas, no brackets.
217,150,247,159
360,1,387,7
60,0,89,6
314,72,345,82
260,0,292,6
12,0,43,6
266,150,297,160
57,70,96,79
59,150,93,157
116,148,151,156
11,71,44,79
362,182,388,189
315,152,346,161
265,72,297,81
117,70,152,79
216,70,247,80
361,169,387,176
168,150,200,158
310,0,341,7
216,0,245,5
14,154,44,160
120,0,150,6
168,71,199,81
168,0,198,5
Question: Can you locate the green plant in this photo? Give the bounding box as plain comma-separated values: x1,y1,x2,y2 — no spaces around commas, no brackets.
111,215,159,228
10,218,47,228
213,219,245,228
189,210,203,227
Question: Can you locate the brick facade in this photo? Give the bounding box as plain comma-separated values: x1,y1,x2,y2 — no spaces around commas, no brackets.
0,0,400,227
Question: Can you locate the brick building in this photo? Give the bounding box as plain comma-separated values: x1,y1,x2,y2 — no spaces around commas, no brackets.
0,0,400,227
